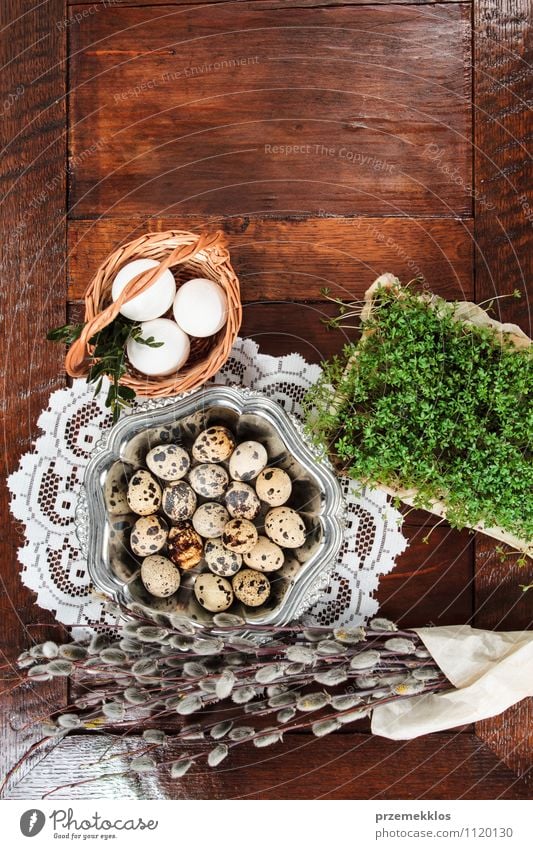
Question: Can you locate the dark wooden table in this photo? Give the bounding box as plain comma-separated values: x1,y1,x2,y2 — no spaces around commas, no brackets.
1,0,531,799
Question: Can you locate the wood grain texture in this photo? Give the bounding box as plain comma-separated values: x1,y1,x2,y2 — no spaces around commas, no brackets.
0,0,68,797
68,1,468,7
68,2,472,217
3,732,529,799
378,527,474,627
473,0,533,787
474,538,533,787
2,0,530,803
67,216,474,301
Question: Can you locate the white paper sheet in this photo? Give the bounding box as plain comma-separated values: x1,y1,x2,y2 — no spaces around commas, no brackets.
371,625,533,740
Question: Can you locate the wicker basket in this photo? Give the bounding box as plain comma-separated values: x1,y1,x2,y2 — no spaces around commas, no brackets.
66,230,242,397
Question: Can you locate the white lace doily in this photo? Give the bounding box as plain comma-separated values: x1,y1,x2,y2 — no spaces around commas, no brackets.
8,338,407,631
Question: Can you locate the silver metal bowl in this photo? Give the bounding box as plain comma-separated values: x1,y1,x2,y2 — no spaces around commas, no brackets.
76,386,345,626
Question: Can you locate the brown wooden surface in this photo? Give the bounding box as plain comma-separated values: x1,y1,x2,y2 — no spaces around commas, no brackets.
69,1,468,6
472,0,533,790
0,0,69,803
3,733,527,800
68,217,474,302
1,0,532,800
68,2,472,218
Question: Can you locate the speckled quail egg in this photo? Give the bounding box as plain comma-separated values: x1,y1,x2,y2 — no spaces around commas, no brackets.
167,521,203,571
104,464,130,515
204,538,242,577
194,573,234,612
189,463,229,499
130,515,168,557
228,441,268,482
192,426,236,463
145,444,190,481
141,555,181,598
161,481,197,522
192,502,230,539
232,568,271,607
225,481,261,520
255,467,292,507
271,556,302,596
222,518,258,554
264,507,306,548
127,470,162,516
243,536,284,572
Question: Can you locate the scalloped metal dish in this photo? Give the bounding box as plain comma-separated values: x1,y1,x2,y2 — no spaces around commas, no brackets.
76,385,345,627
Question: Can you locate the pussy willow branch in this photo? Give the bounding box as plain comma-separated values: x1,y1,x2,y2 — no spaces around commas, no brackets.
5,603,452,797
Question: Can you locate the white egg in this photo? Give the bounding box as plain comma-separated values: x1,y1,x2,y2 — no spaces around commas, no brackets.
173,278,228,338
126,318,190,377
112,259,176,322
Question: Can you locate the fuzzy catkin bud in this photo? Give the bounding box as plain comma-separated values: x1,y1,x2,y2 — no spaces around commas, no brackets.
253,728,283,748
229,726,255,741
131,755,157,773
210,721,233,740
42,641,59,659
207,744,229,767
176,695,202,715
384,638,417,654
215,670,236,700
171,759,193,777
296,692,330,712
312,718,340,737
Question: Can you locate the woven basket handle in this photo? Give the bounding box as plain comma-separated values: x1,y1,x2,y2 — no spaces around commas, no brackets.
65,230,225,378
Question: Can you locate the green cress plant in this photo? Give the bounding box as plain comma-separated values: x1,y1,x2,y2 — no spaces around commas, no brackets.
304,284,532,544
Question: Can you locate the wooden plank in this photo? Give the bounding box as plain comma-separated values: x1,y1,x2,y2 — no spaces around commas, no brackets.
68,1,469,7
474,538,533,790
473,1,532,338
473,0,533,788
69,3,472,217
378,527,474,627
3,732,528,799
67,217,474,301
0,0,68,798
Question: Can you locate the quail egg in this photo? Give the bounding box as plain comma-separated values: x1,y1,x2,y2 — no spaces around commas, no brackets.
222,518,258,554
243,536,284,572
146,444,190,481
130,515,168,557
162,481,197,522
194,573,234,612
228,441,268,482
232,568,271,607
192,503,230,538
104,464,130,515
141,555,181,598
127,469,162,516
255,467,292,507
167,521,203,570
272,556,302,596
192,426,235,463
204,538,242,577
225,481,261,520
264,506,306,548
189,463,229,499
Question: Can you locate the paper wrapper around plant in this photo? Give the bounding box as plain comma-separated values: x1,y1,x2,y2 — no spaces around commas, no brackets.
372,625,533,739
329,273,532,557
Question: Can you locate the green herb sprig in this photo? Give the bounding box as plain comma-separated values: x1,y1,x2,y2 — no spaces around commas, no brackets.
47,316,163,422
305,285,533,545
